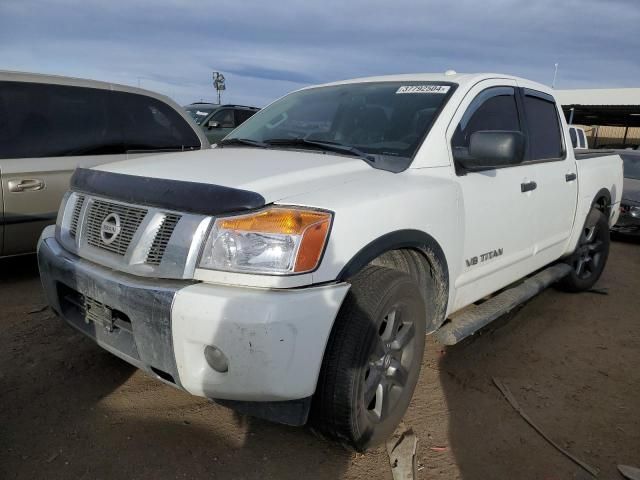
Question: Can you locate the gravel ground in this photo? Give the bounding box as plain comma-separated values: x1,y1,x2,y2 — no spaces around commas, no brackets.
1,238,638,480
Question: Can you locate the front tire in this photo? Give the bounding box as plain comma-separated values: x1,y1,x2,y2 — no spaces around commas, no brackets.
310,266,426,451
558,208,610,292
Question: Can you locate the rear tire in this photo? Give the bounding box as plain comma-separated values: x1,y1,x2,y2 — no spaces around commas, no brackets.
558,208,610,292
310,266,426,451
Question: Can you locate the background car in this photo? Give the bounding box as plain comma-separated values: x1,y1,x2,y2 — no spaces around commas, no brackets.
183,103,259,144
0,71,209,258
612,151,640,235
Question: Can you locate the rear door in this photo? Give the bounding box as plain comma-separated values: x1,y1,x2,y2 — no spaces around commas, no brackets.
520,88,577,263
449,80,539,309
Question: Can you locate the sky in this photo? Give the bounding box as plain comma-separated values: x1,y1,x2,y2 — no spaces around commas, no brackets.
1,0,639,108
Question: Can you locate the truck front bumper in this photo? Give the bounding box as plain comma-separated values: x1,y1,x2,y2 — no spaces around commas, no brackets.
38,227,349,413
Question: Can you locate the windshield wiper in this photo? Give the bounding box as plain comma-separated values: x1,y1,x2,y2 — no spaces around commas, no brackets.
219,138,269,148
262,138,376,164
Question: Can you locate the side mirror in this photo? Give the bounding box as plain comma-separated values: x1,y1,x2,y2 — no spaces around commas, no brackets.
208,120,220,129
457,130,525,171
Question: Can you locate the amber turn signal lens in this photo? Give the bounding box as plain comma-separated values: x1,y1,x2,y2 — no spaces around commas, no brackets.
294,217,330,272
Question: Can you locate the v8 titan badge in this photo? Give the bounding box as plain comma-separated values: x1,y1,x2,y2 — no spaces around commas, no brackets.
100,213,121,245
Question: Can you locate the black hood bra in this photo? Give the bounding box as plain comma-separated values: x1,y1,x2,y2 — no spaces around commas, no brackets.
71,168,266,216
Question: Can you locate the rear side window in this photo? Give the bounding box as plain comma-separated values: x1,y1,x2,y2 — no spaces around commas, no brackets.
0,81,201,159
111,91,201,152
235,109,256,125
0,81,115,159
569,128,578,148
212,109,235,127
523,91,564,160
451,86,521,158
577,128,587,148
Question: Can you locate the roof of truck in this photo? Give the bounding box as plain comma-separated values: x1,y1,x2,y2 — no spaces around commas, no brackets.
310,72,551,93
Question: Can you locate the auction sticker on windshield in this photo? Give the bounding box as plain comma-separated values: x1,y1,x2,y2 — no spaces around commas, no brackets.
396,85,450,94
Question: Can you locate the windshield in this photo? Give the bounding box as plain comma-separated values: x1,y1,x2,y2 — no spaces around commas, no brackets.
185,106,216,125
226,81,456,170
622,154,640,180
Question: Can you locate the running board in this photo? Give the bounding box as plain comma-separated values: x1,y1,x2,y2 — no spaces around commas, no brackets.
435,263,572,346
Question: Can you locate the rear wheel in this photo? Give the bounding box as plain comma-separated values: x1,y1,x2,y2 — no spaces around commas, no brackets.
310,266,426,451
558,208,610,292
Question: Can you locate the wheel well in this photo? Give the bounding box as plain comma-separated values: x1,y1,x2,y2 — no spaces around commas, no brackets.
352,247,448,333
592,188,612,217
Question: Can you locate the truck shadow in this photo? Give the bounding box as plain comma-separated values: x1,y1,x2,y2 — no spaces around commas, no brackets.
0,254,352,479
435,243,640,479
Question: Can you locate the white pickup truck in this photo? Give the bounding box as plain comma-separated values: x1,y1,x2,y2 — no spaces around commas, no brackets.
38,73,623,451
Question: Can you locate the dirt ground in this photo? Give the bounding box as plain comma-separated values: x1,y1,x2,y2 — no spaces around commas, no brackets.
1,238,638,480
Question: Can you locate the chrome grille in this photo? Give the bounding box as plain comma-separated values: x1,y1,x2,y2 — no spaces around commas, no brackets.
146,214,181,265
69,195,85,238
85,200,147,256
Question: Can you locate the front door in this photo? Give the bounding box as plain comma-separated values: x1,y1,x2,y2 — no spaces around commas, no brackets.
448,81,539,310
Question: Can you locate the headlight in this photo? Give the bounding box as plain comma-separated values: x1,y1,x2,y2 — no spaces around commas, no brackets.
199,206,332,275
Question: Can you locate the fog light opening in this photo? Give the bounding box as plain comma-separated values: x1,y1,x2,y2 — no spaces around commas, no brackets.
204,345,229,373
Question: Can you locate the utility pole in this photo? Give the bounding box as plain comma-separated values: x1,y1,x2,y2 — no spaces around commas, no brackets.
212,72,226,104
552,63,559,89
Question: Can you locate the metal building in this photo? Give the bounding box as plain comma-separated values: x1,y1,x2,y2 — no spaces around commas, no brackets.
556,88,640,148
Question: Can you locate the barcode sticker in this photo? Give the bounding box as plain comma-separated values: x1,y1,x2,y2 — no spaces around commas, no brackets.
396,85,450,94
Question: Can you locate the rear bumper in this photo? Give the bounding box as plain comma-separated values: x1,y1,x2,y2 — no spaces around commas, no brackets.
37,226,350,405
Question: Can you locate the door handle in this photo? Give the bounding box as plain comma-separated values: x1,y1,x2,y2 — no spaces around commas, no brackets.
521,181,537,193
565,173,577,182
8,179,45,192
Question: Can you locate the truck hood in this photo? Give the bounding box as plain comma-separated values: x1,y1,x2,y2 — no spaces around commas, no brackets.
94,147,380,204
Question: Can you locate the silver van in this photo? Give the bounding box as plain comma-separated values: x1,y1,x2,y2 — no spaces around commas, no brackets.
0,71,209,257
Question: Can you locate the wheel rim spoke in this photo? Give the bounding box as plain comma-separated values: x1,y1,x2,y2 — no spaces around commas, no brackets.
380,308,399,341
575,258,585,276
390,322,414,351
372,382,385,420
387,359,408,387
364,367,383,407
586,240,603,253
584,226,597,242
371,338,385,359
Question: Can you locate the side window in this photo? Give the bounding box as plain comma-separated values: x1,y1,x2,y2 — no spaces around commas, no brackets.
235,109,256,125
451,86,521,159
577,128,587,149
569,127,578,148
522,91,564,160
111,91,201,151
212,109,235,128
0,81,115,159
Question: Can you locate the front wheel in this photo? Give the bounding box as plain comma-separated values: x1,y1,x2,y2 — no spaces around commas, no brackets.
558,208,610,292
310,266,426,451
